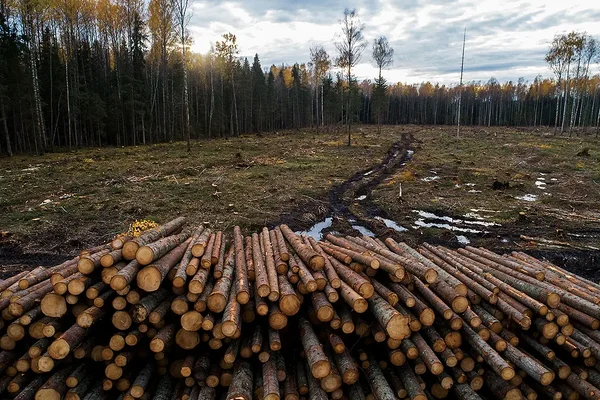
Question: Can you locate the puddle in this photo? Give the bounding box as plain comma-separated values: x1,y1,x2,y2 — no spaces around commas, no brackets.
414,220,482,233
355,195,367,201
413,210,499,227
298,217,333,240
352,225,375,237
516,194,538,202
421,176,440,182
374,216,408,232
456,235,470,245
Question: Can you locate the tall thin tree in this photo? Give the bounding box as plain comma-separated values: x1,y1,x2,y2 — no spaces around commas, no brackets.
173,0,192,150
371,36,394,133
335,8,366,146
457,27,466,138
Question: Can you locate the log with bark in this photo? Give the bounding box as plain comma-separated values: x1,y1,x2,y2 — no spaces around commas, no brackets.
2,220,600,400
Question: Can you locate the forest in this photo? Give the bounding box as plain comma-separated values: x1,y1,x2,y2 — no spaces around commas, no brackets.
0,1,599,155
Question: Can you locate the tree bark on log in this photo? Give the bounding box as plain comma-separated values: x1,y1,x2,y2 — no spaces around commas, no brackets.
123,217,186,260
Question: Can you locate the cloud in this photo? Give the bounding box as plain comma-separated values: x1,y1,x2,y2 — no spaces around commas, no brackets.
186,0,600,85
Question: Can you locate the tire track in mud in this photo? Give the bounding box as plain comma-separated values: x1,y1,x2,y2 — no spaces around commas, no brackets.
282,131,416,241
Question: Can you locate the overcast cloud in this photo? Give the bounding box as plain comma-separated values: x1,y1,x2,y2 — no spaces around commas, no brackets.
187,0,600,85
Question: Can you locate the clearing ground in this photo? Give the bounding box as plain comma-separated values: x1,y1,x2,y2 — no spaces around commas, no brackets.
1,125,599,277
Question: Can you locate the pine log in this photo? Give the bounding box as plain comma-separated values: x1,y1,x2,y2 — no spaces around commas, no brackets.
122,217,186,260
298,317,331,378
208,246,235,313
110,260,141,291
462,324,514,380
226,359,253,400
250,232,270,298
279,224,325,270
244,236,256,282
35,364,75,400
136,238,191,291
188,264,210,294
131,288,168,323
200,233,216,269
222,285,241,337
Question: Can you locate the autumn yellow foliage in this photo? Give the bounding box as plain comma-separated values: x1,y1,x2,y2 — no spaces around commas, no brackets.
127,219,158,237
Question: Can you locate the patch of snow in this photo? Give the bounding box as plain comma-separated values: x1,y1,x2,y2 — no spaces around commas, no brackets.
414,220,482,233
470,208,501,213
412,210,499,227
465,183,476,187
551,178,558,181
363,170,374,176
515,194,538,202
352,225,375,237
535,181,547,189
468,189,482,193
21,167,40,172
374,216,408,232
422,176,440,182
355,195,367,201
456,235,471,245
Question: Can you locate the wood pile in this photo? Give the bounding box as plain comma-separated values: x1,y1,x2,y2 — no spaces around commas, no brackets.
1,216,600,400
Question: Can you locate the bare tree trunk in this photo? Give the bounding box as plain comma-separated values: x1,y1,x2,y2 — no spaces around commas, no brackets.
321,83,324,127
208,66,214,139
232,70,239,136
347,68,351,146
561,64,570,134
65,52,73,150
183,43,190,151
0,96,13,156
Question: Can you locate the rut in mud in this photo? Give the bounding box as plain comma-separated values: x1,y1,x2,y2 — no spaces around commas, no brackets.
285,131,416,241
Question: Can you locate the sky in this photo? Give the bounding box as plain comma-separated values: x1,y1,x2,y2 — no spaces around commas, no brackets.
187,0,600,86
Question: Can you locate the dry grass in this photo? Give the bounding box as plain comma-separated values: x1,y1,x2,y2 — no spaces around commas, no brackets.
2,124,599,253
372,125,600,242
0,128,398,252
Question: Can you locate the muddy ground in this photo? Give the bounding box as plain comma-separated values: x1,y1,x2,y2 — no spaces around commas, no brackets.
1,125,599,280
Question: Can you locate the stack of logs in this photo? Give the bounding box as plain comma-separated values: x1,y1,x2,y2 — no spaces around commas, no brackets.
1,216,600,400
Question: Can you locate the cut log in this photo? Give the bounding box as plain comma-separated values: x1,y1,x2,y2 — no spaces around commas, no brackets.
137,238,191,291
298,317,331,379
122,217,186,260
252,232,270,298
208,246,235,313
279,224,324,270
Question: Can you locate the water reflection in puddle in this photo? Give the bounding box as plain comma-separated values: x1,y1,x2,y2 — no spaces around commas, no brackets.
456,235,470,245
298,217,333,240
352,225,375,237
374,216,408,232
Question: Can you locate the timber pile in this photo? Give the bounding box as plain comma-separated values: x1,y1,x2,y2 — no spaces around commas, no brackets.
0,217,600,400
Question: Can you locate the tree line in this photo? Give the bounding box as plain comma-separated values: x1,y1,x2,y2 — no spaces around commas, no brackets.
1,2,599,156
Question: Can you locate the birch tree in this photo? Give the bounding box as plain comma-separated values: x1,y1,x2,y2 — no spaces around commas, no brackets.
371,36,393,133
173,0,191,150
309,45,330,130
335,8,366,146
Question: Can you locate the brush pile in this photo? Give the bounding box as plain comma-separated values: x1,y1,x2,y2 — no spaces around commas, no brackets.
1,216,600,400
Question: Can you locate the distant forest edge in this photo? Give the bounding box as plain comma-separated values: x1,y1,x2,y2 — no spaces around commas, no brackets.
0,3,599,155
